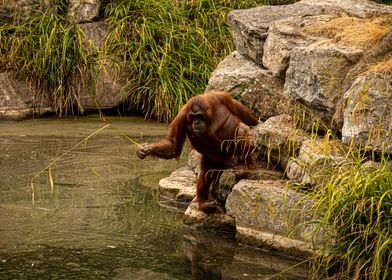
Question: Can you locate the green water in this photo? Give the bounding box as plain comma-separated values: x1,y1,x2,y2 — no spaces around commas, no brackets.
0,117,308,279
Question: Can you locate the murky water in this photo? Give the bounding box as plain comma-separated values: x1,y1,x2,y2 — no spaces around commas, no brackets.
0,117,309,279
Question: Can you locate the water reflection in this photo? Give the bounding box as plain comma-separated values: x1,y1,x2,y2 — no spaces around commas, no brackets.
0,117,308,279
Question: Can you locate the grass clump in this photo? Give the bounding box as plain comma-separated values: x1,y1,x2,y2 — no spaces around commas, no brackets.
306,145,392,280
102,0,272,121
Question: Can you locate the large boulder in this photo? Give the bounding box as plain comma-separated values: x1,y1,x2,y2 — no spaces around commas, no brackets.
227,1,337,66
262,15,323,77
227,0,392,66
286,138,346,187
285,43,362,128
342,71,392,154
252,114,309,169
226,179,318,258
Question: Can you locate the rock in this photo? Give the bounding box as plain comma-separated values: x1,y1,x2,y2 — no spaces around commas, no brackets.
241,72,288,121
68,0,100,23
73,21,130,111
342,72,392,154
183,199,236,237
286,138,346,187
0,72,52,120
227,2,329,65
299,0,392,18
158,166,197,210
206,51,288,120
74,63,129,111
227,0,382,65
80,21,110,50
284,43,362,128
262,15,326,77
0,0,48,21
213,166,285,205
252,114,309,169
226,179,318,258
206,51,265,97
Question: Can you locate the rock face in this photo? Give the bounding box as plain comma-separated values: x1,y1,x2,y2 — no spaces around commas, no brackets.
0,72,51,120
211,0,392,152
342,72,392,153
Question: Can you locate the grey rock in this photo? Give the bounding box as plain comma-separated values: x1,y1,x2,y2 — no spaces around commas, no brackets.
0,72,52,120
68,0,100,23
227,0,348,65
158,166,197,210
0,0,48,21
252,114,309,169
262,15,327,77
342,72,392,154
284,43,362,128
183,199,236,237
286,139,346,187
226,179,319,258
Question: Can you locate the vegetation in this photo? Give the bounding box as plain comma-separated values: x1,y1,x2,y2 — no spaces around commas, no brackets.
0,2,97,116
314,153,390,279
0,0,296,121
289,128,392,279
101,0,297,121
1,1,391,278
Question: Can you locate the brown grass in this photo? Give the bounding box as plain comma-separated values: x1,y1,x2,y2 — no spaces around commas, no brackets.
303,16,390,48
368,57,392,73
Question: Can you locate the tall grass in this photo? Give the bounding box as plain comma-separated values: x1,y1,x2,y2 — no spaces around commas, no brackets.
102,0,281,121
0,0,295,119
0,2,98,116
301,139,392,279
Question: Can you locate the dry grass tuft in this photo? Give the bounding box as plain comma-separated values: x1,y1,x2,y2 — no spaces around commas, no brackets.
368,57,392,73
303,16,390,47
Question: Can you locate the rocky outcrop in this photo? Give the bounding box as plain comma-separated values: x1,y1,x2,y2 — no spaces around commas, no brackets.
210,0,392,153
161,0,392,259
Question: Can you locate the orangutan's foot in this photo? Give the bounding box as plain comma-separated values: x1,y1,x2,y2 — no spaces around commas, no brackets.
198,200,217,213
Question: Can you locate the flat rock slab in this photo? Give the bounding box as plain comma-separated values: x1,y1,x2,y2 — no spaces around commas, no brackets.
158,166,197,210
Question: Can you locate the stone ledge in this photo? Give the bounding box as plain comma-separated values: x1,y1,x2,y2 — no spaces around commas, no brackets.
236,226,315,259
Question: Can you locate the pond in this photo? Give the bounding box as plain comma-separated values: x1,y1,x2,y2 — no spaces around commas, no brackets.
0,117,309,279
